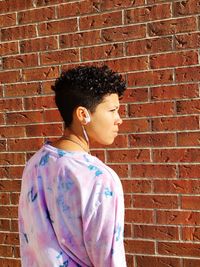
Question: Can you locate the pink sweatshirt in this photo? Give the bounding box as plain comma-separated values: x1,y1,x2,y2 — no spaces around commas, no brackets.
18,142,127,267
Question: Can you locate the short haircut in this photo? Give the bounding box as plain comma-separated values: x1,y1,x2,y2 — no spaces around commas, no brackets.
51,65,126,127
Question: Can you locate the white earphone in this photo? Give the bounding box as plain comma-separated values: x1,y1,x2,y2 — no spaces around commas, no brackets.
84,110,91,124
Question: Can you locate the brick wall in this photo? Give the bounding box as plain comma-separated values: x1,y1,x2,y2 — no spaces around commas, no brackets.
0,0,200,266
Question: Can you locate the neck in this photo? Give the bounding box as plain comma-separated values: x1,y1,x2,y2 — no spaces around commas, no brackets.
62,128,90,153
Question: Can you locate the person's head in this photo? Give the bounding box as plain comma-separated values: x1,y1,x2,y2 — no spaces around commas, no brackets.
52,65,126,145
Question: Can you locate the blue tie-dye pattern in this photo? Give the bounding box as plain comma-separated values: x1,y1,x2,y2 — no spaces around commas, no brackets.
57,149,67,158
115,224,122,241
83,154,90,162
39,153,50,166
59,260,68,267
58,175,74,192
56,251,63,259
57,195,72,218
88,165,103,176
104,187,113,197
28,187,38,202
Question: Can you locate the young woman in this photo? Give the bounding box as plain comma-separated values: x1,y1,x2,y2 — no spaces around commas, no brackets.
18,65,127,267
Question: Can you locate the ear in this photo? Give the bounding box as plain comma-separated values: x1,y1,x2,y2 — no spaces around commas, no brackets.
75,106,90,125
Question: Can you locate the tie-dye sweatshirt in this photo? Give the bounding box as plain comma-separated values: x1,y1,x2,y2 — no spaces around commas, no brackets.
18,143,127,267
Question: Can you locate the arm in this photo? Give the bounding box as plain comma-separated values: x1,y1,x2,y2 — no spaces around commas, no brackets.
82,175,127,267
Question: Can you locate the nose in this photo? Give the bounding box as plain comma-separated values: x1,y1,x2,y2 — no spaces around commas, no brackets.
115,112,123,125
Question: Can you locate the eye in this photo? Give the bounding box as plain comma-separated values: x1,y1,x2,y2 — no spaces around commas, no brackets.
110,109,116,112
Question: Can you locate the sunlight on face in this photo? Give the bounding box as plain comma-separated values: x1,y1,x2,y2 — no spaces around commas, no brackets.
86,93,122,145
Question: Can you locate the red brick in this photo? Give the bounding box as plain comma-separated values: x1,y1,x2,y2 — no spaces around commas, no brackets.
0,42,18,56
134,194,178,209
43,109,62,123
101,0,145,10
60,31,101,48
154,180,200,194
81,44,123,61
182,227,200,242
7,111,43,125
110,165,129,178
24,96,55,110
0,71,20,83
38,18,77,36
152,116,199,131
26,123,62,137
5,83,41,97
158,242,200,257
126,255,134,267
8,138,47,151
148,17,197,36
0,113,4,125
0,219,10,231
129,133,175,147
0,141,6,151
91,150,105,162
124,223,132,238
0,207,17,219
0,232,19,245
18,6,55,24
126,209,154,223
1,25,37,41
125,239,155,254
0,193,10,205
129,102,174,117
136,256,181,267
122,179,152,193
128,70,173,86
20,36,58,53
40,49,79,65
0,153,25,165
0,180,21,192
177,99,200,115
42,80,55,94
124,194,133,208
57,1,95,17
22,66,59,82
134,225,178,240
107,149,150,163
105,135,128,148
125,3,171,23
179,165,200,179
0,98,22,111
80,11,122,30
102,24,146,42
3,54,38,69
176,66,200,82
0,166,23,179
182,196,200,210
157,210,200,225
0,13,16,27
11,219,19,232
175,32,200,50
150,51,198,69
0,258,21,267
10,192,19,205
153,148,200,163
0,0,33,13
131,164,177,178
120,119,150,133
174,0,200,16
35,0,61,6
126,37,172,55
177,132,200,146
122,88,148,103
0,245,13,257
151,84,199,100
106,57,148,73
183,258,200,267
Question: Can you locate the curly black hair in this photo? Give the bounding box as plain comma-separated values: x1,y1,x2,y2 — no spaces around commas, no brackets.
51,65,126,127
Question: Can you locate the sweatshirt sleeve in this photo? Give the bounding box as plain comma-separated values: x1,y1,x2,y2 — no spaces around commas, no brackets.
82,171,127,267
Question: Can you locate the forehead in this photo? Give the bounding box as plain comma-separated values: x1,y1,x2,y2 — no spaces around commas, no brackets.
101,93,120,106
